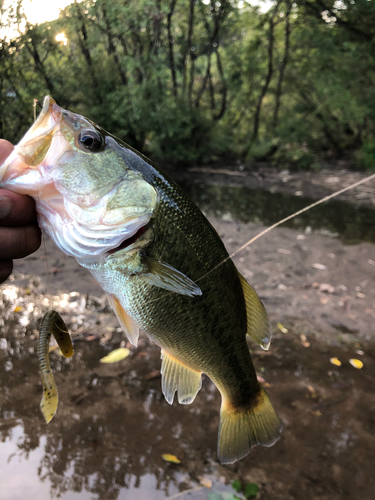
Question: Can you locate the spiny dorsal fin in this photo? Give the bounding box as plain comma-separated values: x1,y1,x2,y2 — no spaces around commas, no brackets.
107,294,139,346
238,273,271,350
141,257,202,298
160,349,202,405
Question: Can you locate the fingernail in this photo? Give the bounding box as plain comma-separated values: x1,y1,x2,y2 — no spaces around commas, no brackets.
0,196,12,219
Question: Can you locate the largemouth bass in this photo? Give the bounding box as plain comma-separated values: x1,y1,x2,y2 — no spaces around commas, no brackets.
0,96,281,464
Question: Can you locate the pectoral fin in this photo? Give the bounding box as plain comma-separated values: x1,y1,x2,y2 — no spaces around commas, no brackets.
107,295,139,346
161,350,202,405
141,257,202,298
239,273,271,350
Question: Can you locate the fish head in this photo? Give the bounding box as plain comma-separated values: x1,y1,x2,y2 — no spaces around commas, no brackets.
0,96,158,262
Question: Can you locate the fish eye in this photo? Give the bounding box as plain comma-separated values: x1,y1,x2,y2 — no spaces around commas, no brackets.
78,130,103,151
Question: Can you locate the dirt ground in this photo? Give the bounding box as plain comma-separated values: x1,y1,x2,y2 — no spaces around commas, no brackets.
0,169,375,500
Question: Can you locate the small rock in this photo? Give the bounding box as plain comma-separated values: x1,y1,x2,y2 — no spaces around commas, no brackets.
319,283,335,294
311,263,327,270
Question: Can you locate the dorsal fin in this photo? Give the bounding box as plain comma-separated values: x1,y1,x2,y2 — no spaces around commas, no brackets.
238,273,271,350
160,350,202,405
107,295,139,346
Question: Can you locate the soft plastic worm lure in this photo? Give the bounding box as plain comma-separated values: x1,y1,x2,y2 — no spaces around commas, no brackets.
38,310,74,423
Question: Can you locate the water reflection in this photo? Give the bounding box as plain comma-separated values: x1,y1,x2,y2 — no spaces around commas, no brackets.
181,183,375,244
0,285,219,500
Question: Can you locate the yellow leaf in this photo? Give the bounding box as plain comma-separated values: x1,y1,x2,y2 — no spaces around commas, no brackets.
162,454,181,464
14,306,23,313
100,347,130,364
277,322,288,334
330,357,342,367
349,359,363,369
199,477,212,488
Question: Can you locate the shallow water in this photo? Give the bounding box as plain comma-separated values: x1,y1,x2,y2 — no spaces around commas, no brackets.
181,183,375,244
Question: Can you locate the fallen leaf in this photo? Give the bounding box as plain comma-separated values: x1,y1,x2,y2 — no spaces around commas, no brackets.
199,477,212,488
100,347,130,363
277,322,288,334
311,263,327,270
145,370,161,380
300,334,310,348
367,259,375,266
320,298,328,304
86,334,98,342
349,359,363,369
14,306,23,313
162,454,181,464
277,248,291,255
330,357,342,367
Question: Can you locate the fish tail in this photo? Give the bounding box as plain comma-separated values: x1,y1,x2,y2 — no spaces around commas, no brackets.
218,385,282,464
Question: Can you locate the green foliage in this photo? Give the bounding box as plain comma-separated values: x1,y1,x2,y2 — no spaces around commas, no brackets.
355,141,375,171
231,479,259,499
1,0,375,169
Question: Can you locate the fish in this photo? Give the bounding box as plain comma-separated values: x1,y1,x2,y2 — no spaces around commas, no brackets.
0,96,281,464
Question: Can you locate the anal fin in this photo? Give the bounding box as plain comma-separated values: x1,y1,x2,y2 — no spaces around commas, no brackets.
107,295,139,346
161,350,202,405
239,273,271,350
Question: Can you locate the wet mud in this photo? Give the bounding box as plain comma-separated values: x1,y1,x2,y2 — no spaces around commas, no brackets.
1,177,375,500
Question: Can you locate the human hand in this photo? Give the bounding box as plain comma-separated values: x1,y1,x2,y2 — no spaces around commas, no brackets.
0,139,42,284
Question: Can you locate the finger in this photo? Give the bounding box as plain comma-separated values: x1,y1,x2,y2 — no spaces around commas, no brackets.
0,260,13,284
0,139,14,165
0,190,39,226
0,225,41,259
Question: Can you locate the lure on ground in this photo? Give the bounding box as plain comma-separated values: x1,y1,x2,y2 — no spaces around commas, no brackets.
0,96,281,463
38,310,73,423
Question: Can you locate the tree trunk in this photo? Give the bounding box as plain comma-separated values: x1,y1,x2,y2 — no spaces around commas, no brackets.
250,6,278,147
167,0,178,97
273,1,292,128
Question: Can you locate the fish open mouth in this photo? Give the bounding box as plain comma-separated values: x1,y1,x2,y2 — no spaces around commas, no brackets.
106,223,150,255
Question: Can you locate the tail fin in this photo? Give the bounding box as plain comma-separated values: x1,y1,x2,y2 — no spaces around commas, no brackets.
218,386,282,464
